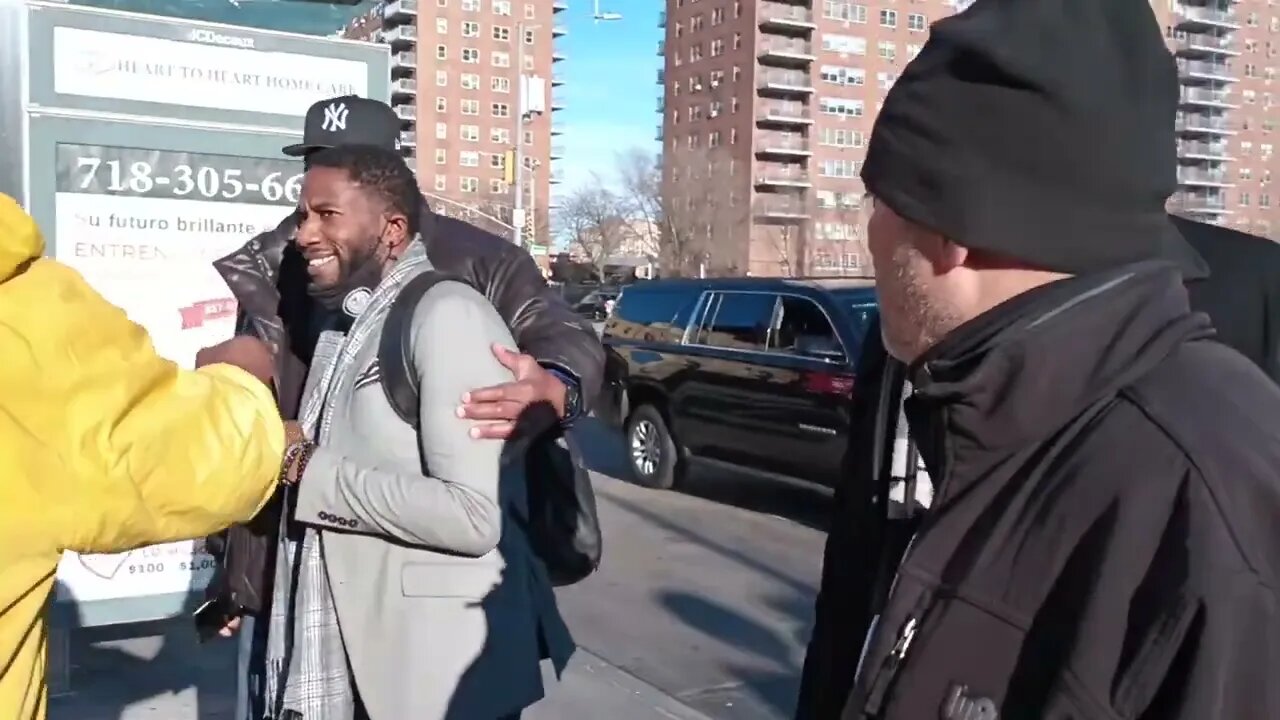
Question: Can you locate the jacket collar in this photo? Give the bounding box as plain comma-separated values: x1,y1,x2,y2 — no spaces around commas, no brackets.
904,261,1211,486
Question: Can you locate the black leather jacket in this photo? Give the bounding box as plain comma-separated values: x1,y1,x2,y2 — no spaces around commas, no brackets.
205,199,603,615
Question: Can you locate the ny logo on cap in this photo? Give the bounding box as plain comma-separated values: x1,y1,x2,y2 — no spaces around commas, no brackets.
322,102,349,132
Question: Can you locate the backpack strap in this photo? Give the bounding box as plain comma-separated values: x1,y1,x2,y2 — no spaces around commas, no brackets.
378,270,469,428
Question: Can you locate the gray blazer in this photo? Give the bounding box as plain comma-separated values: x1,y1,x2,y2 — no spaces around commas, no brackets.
295,276,574,719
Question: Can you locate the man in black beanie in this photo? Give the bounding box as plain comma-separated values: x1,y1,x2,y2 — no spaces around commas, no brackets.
818,1,1280,719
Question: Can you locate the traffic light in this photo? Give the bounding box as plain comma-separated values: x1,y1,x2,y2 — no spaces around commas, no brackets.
503,150,516,185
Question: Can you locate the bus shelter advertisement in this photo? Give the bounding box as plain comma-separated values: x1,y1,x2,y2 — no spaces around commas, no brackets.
51,142,300,604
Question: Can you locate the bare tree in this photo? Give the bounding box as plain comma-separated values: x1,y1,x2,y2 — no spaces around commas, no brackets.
616,146,750,277
556,177,631,280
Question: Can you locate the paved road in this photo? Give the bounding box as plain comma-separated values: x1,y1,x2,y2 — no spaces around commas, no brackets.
49,419,831,720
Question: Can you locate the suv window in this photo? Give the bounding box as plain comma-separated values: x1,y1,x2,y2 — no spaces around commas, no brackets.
771,295,844,361
607,287,697,342
700,291,777,351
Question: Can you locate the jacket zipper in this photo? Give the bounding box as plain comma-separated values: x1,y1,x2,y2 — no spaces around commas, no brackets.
862,370,949,717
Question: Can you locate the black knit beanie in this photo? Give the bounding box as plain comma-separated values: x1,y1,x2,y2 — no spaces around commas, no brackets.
861,0,1207,278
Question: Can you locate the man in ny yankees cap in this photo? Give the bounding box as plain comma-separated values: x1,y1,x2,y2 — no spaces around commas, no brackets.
208,95,600,720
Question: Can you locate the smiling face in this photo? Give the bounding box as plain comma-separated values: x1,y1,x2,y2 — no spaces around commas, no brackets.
295,165,399,290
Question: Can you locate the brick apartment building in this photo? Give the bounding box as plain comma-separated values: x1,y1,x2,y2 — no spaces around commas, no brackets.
344,0,567,247
657,0,1280,277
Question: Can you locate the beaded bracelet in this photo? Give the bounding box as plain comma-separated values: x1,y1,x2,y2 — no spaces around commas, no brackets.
279,441,309,485
290,443,317,486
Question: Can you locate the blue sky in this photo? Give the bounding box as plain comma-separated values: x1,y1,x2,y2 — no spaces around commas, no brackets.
551,2,661,196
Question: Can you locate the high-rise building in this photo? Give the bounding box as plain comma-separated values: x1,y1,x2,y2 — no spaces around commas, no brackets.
657,0,1280,278
344,0,565,246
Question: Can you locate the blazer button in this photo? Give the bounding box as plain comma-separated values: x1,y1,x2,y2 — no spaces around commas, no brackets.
319,511,332,522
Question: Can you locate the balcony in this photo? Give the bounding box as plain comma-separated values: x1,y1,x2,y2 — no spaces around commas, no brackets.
657,95,665,112
554,0,568,12
552,74,565,86
757,133,811,156
757,100,813,125
384,24,415,47
551,95,565,111
552,50,567,62
549,170,564,184
392,51,417,74
656,68,665,84
391,77,417,98
655,124,663,141
1177,58,1236,83
553,25,568,37
755,196,811,219
1174,112,1235,135
659,10,666,27
383,0,417,24
1177,139,1232,160
394,103,416,122
1172,31,1239,57
400,131,416,148
759,2,817,32
1170,190,1230,214
657,40,665,56
1177,167,1232,186
755,163,812,187
550,144,565,159
757,68,814,94
1173,5,1240,31
759,37,816,65
1179,86,1237,108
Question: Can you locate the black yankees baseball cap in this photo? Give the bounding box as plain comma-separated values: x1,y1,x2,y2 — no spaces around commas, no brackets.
282,95,401,157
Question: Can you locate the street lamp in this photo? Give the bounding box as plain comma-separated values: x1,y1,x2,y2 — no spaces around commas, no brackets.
593,0,622,22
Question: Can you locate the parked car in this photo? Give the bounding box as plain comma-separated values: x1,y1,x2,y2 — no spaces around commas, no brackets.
598,277,878,490
574,288,620,320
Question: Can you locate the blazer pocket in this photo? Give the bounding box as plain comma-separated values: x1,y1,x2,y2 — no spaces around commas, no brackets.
401,561,500,599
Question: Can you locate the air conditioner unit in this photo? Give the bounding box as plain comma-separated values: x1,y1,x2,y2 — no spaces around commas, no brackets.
710,78,720,88
693,82,704,90
709,110,719,117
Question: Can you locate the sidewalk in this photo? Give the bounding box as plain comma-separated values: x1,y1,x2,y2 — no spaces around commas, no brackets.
48,622,714,720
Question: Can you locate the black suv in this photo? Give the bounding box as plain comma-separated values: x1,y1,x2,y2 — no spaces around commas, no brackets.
598,277,878,489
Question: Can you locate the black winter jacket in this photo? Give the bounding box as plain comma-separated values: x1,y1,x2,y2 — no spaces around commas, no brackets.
204,200,603,614
804,264,1280,720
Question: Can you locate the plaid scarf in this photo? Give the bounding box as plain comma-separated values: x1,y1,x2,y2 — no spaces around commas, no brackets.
264,244,431,720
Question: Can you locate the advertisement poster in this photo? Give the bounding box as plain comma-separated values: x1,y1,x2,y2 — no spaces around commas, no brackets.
52,142,300,602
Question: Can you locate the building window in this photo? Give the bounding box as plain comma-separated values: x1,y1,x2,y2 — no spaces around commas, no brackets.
819,97,864,117
524,130,534,145
436,18,448,33
823,1,866,23
525,3,535,19
459,151,480,167
711,39,725,56
908,13,926,31
492,76,511,92
712,7,724,25
490,153,506,169
524,55,535,70
435,122,448,139
880,9,897,27
691,15,704,31
462,48,480,63
1241,192,1251,206
436,69,448,86
436,44,448,60
820,127,864,147
436,97,447,112
462,73,480,89
877,72,898,91
461,177,479,193
435,149,447,165
490,179,509,194
690,44,703,62
493,25,510,41
907,43,923,59
821,65,865,86
709,130,721,147
733,32,742,49
461,0,479,9
462,21,480,37
461,99,480,115
492,102,511,117
525,27,536,43
491,127,511,143
493,0,512,15
492,51,511,67
822,34,867,55
820,159,859,178
460,124,480,141
434,175,447,192
878,41,896,60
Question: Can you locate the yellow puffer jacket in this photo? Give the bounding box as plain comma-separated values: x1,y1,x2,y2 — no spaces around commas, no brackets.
0,194,285,720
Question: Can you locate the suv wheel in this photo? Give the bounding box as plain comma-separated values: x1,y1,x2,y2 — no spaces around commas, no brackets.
626,404,681,489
